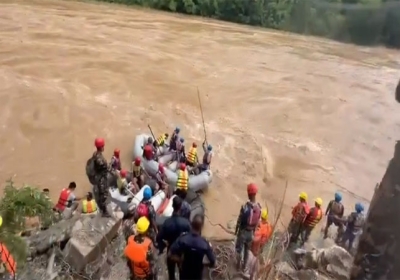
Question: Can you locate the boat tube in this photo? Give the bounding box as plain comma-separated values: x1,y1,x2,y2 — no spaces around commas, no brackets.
133,134,213,192
109,185,152,215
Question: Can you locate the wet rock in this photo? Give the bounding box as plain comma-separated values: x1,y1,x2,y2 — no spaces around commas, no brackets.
63,215,122,272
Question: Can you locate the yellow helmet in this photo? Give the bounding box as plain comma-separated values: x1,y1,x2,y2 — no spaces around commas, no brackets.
315,197,323,206
0,216,2,227
299,192,308,200
261,208,268,220
136,217,150,234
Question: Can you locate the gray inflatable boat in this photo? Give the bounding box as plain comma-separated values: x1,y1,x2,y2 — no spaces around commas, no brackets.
132,134,212,192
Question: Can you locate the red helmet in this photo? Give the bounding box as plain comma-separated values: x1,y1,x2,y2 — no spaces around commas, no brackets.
159,163,165,173
114,148,120,157
94,138,105,149
179,163,186,171
247,183,258,195
134,157,141,166
120,169,127,178
192,142,197,148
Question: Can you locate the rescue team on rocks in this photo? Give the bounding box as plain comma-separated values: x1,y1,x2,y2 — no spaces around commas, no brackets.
41,127,364,280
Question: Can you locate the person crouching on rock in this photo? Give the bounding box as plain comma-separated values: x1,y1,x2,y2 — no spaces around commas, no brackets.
81,192,98,214
125,217,157,280
143,138,155,161
299,198,323,246
135,187,158,241
54,182,82,214
234,183,262,272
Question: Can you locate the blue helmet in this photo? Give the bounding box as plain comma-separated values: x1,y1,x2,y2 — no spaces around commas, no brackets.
175,127,180,133
207,144,212,151
180,138,184,143
355,202,364,213
143,187,152,200
334,192,342,202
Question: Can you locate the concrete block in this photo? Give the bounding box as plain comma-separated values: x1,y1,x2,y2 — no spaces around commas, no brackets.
63,215,122,272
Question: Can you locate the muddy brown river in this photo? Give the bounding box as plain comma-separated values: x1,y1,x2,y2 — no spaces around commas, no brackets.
1,0,399,237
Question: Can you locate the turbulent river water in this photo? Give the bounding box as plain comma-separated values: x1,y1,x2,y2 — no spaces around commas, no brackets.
1,0,399,237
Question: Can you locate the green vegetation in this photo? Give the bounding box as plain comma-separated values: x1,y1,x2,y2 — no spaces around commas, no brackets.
0,180,56,269
100,0,400,48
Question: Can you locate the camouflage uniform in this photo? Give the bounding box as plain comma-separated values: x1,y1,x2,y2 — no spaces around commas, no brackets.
93,151,110,216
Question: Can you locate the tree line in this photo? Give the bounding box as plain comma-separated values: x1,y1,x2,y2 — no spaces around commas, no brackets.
100,0,400,48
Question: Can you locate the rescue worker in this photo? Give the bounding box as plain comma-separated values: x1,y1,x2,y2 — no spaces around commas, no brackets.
175,138,186,163
154,133,169,148
82,192,98,214
251,208,273,256
132,157,145,190
92,137,112,217
186,142,198,167
157,196,191,280
198,141,212,172
234,183,262,271
169,214,216,280
124,217,156,280
300,198,323,246
174,187,191,220
54,182,82,213
341,203,365,251
118,169,129,194
0,220,17,279
169,127,180,151
288,192,310,244
176,163,189,193
324,192,345,240
155,163,168,193
143,138,155,161
109,148,121,172
135,187,158,240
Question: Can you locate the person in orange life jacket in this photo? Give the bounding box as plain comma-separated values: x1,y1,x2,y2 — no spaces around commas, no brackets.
234,183,262,271
0,218,17,278
169,127,180,151
198,142,213,172
169,214,216,280
186,142,198,167
109,148,121,172
288,192,310,244
299,198,323,246
81,192,98,214
132,157,145,190
55,182,82,213
135,187,158,240
125,216,157,280
324,192,345,240
157,196,191,280
250,208,273,256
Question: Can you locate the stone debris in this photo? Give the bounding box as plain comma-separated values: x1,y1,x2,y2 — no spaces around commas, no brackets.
63,213,123,272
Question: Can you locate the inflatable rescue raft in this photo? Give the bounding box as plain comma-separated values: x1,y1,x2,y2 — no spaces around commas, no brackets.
132,134,212,192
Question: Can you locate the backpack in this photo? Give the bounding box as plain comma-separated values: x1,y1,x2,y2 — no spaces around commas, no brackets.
86,156,97,185
247,202,261,227
136,202,149,218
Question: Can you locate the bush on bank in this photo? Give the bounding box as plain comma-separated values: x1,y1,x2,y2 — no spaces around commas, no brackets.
99,0,400,48
0,181,56,269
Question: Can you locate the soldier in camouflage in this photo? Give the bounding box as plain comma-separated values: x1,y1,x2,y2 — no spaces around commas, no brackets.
93,137,112,218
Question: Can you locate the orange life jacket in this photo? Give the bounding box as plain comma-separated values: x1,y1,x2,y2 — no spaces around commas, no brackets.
55,188,71,211
0,243,16,276
124,236,152,278
304,207,323,228
251,221,273,255
292,202,310,223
